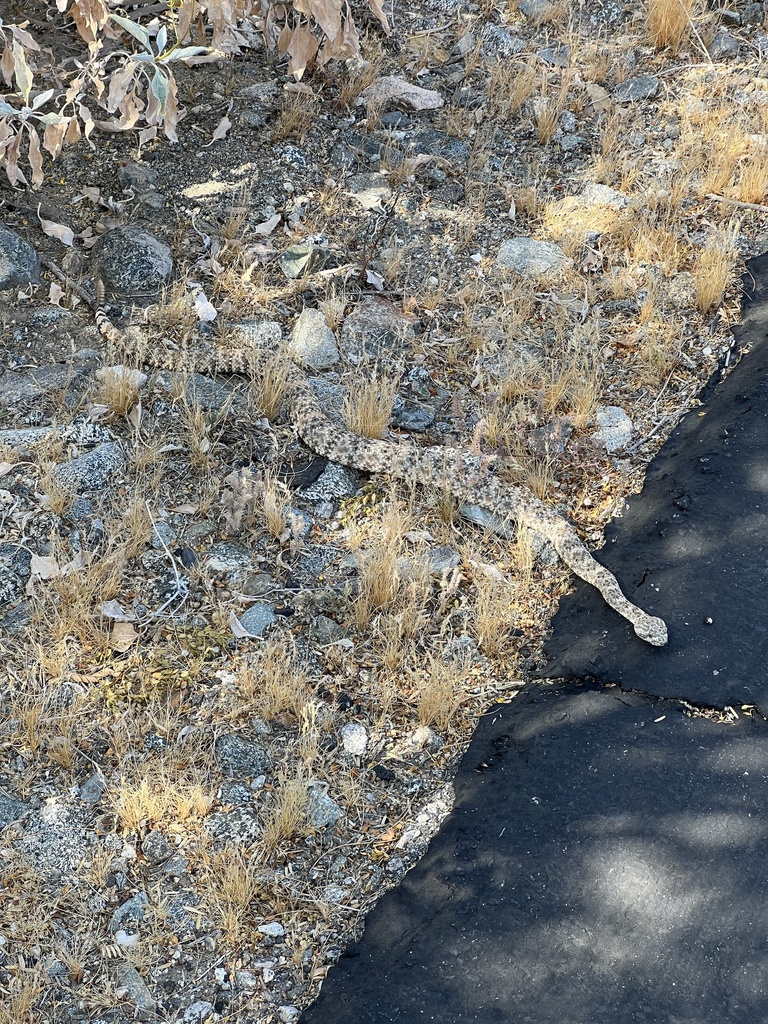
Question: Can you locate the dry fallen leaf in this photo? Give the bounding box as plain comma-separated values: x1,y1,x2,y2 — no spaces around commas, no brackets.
38,206,75,246
111,620,139,652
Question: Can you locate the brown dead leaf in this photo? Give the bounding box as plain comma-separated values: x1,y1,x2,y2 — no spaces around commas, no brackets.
111,620,139,652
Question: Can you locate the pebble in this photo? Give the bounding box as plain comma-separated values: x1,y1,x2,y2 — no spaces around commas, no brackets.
340,721,368,756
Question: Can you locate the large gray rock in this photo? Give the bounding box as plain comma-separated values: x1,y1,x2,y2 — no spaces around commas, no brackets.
0,224,40,290
92,225,173,295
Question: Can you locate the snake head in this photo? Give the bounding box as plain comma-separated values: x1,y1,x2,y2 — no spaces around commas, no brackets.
634,615,668,647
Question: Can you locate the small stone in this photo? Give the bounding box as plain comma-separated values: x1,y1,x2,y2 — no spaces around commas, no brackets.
142,830,174,865
612,75,660,103
151,521,176,550
311,615,349,644
496,238,571,277
410,725,444,752
236,970,259,991
114,929,139,948
360,76,443,112
481,23,524,57
109,892,149,934
183,1000,216,1022
278,1006,300,1023
391,399,435,432
428,545,461,575
78,774,106,805
238,602,277,637
581,182,631,210
537,44,569,66
594,406,633,451
708,30,740,59
288,308,339,370
114,963,155,1011
0,791,28,828
0,224,40,290
258,921,285,938
215,733,273,777
340,722,368,756
92,225,173,295
306,783,343,827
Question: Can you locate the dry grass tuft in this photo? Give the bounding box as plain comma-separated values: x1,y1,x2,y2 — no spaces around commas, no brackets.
261,775,309,857
692,233,738,312
250,352,292,421
344,366,400,439
647,0,694,52
416,655,465,733
239,641,309,721
198,846,263,941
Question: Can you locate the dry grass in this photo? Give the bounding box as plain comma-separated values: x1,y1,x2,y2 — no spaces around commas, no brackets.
692,233,738,312
250,351,292,420
344,366,400,438
198,846,263,941
109,757,214,832
238,642,309,721
271,92,319,142
261,775,309,857
416,655,465,733
647,0,694,52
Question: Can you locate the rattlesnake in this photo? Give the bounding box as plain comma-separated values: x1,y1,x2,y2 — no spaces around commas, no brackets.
94,289,668,646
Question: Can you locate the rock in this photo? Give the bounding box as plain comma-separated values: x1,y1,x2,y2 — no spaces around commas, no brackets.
360,76,443,112
407,130,470,165
495,238,572,277
0,543,32,605
114,963,155,1012
215,733,273,777
92,226,173,295
237,602,277,637
519,0,554,18
183,1000,216,1022
0,224,40,290
205,543,254,573
151,521,176,550
109,892,149,934
410,725,444,753
391,399,435,432
340,722,368,756
311,614,349,643
229,318,282,349
708,30,740,59
52,441,126,493
305,783,343,827
612,75,660,103
288,308,339,370
428,545,461,575
341,295,417,361
117,162,158,190
278,1007,300,1023
280,240,334,280
78,774,106,805
537,44,570,66
481,23,524,57
594,405,633,451
581,182,632,210
96,365,148,389
258,921,285,938
142,830,174,865
346,172,392,212
301,463,361,516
